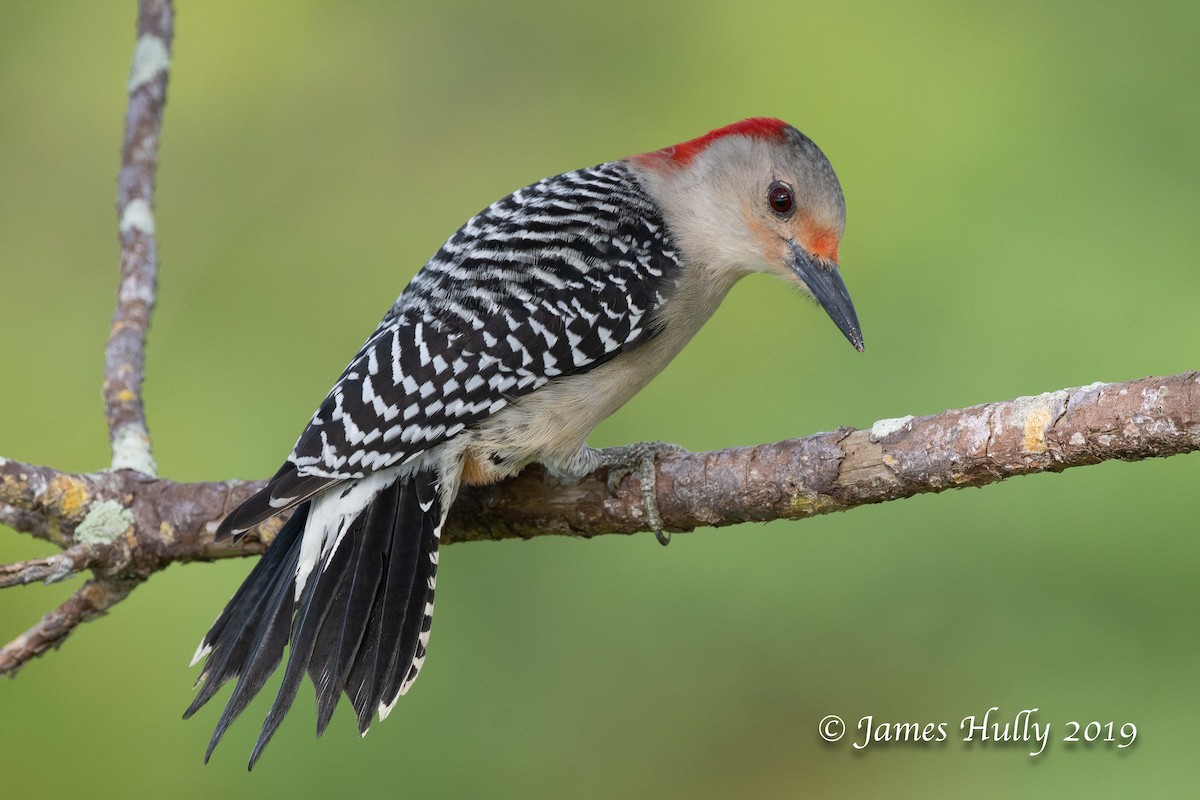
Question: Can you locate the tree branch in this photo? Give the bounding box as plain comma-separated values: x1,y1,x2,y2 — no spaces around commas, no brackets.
0,578,134,676
447,373,1200,538
104,0,173,476
0,504,51,540
0,545,104,589
0,459,97,548
0,1,177,678
3,372,1197,676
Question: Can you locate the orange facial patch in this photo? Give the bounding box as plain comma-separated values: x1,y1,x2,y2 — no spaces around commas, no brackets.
802,221,840,264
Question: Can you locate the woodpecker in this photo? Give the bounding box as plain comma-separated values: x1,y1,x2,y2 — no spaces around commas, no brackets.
187,117,863,768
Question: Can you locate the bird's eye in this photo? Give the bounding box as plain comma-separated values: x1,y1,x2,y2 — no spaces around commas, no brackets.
767,182,794,216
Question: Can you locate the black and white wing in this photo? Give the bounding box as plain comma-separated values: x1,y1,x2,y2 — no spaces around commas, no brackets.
217,161,682,537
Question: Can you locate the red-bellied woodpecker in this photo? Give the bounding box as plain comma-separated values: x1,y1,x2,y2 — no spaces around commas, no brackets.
186,117,863,767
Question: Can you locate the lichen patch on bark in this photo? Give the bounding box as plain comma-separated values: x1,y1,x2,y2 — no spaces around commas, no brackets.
75,501,134,545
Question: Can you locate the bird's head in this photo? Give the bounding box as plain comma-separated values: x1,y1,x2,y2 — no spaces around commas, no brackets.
630,117,863,352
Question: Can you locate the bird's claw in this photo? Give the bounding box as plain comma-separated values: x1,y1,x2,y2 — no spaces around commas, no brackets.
597,442,684,546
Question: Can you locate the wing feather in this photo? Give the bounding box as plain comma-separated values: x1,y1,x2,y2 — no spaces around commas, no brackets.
283,161,681,483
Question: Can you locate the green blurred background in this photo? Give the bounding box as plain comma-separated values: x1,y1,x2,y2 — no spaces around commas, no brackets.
1,1,1197,797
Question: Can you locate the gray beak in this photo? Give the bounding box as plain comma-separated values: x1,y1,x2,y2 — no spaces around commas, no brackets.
787,241,864,352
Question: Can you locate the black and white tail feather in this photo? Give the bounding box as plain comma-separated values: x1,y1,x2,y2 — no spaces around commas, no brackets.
185,466,445,770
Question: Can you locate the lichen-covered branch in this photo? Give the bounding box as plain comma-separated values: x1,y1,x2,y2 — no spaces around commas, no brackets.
3,372,1197,676
447,372,1200,538
104,0,174,476
0,459,99,548
0,0,176,678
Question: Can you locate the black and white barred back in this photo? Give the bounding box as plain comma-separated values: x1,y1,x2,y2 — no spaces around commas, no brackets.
189,161,684,767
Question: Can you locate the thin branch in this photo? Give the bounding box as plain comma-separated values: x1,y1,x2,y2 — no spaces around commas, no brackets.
0,578,133,676
104,0,174,476
0,504,51,540
0,545,103,589
1,372,1197,676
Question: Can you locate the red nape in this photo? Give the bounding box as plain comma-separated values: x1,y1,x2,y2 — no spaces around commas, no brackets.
640,117,791,166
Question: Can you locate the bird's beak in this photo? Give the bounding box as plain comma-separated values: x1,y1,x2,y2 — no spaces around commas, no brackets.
787,241,864,352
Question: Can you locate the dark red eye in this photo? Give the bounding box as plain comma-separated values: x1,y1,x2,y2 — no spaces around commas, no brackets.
768,182,794,215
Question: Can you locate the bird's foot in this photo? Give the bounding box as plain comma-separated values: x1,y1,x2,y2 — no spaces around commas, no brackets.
595,442,685,546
